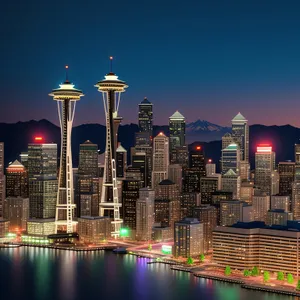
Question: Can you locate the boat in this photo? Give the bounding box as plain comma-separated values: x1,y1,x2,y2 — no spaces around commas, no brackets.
113,247,127,254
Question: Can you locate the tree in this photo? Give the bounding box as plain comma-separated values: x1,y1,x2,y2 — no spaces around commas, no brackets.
187,257,194,265
148,244,152,251
296,280,300,291
225,266,231,276
287,273,294,284
252,266,259,276
277,271,284,281
263,271,270,283
243,270,251,277
200,254,205,262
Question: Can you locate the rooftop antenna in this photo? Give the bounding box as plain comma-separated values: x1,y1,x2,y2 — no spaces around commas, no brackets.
65,65,69,82
109,56,113,73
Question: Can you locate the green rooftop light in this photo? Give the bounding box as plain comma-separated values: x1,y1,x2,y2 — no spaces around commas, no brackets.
120,228,129,237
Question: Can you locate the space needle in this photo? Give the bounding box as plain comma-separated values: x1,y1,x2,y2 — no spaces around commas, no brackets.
95,57,128,237
49,66,84,233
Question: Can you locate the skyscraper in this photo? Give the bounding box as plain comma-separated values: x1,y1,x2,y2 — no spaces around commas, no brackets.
221,169,241,199
95,59,128,237
28,140,57,220
206,159,216,176
169,111,185,163
136,187,155,241
0,143,4,218
278,161,295,197
221,143,240,174
49,69,84,233
295,144,300,180
292,181,300,220
220,200,243,226
190,145,206,177
152,132,169,190
6,160,28,198
231,112,249,162
138,97,153,135
255,145,275,195
116,144,127,179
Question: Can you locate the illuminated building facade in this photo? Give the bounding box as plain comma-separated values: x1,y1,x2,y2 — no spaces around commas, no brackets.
0,142,4,218
213,222,300,276
221,143,240,175
206,159,216,176
190,145,206,177
266,209,293,226
181,193,200,218
116,144,127,179
26,219,55,236
136,187,155,241
200,177,219,205
222,132,233,150
138,97,153,135
174,145,189,167
220,200,243,226
95,61,128,237
255,145,275,195
6,160,28,198
292,180,300,220
174,218,204,258
182,167,201,193
295,144,300,180
278,161,295,197
240,181,254,204
152,132,169,189
0,219,9,238
168,164,182,192
49,70,84,233
270,195,290,212
221,169,241,199
252,193,270,222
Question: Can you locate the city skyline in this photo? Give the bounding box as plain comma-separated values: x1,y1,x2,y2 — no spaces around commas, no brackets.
3,1,300,126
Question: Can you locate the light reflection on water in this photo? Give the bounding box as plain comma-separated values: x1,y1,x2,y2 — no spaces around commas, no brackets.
0,247,294,300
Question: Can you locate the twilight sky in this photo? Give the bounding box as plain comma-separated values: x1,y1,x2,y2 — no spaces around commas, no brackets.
2,1,300,127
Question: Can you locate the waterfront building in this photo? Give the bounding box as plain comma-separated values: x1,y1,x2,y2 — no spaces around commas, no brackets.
221,143,240,175
0,219,9,238
6,160,28,197
213,221,300,276
77,216,111,243
152,132,169,189
169,111,185,163
95,61,127,237
152,226,173,242
174,218,204,258
136,187,155,241
266,209,293,226
4,197,29,232
270,195,290,212
27,219,56,236
255,145,275,195
221,169,241,199
278,161,295,197
192,205,217,252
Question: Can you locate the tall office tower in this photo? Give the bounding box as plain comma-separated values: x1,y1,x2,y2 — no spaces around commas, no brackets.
222,132,234,150
0,143,4,218
78,140,99,217
200,177,219,205
192,205,217,253
131,152,146,187
174,145,189,167
152,132,169,189
211,191,233,224
138,97,153,135
174,218,204,258
239,160,250,181
292,181,300,220
182,167,201,193
28,140,57,220
242,204,254,222
95,60,128,237
206,159,216,176
4,197,29,231
221,143,240,174
190,145,206,177
116,144,127,179
221,169,241,199
181,193,200,218
266,209,293,226
131,145,153,187
136,187,155,241
20,152,28,169
252,193,270,222
6,160,28,197
168,164,182,192
255,145,275,195
271,195,290,212
122,179,142,236
295,144,300,180
156,179,180,202
220,200,243,226
278,161,295,197
49,69,84,233
271,170,280,195
240,181,254,204
169,111,185,163
231,112,249,162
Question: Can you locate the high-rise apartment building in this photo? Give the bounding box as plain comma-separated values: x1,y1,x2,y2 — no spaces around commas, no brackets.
169,111,185,163
6,160,28,198
255,145,275,195
136,187,155,241
174,218,204,258
278,161,295,197
152,133,169,189
221,143,240,175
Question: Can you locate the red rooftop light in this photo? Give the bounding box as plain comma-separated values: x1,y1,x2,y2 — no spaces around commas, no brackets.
34,136,43,142
196,146,201,150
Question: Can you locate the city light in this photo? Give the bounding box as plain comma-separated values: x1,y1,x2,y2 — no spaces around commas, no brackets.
196,146,201,150
34,136,43,142
161,245,172,254
120,228,129,237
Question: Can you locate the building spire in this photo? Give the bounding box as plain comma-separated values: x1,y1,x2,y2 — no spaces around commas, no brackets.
65,65,69,83
109,56,113,73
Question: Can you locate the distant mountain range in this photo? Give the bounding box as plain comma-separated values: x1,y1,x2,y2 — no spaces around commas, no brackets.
0,119,300,170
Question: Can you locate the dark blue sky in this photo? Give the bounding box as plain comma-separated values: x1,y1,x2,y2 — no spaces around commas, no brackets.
2,0,300,126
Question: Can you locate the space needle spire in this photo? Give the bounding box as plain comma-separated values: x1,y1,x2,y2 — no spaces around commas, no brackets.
95,57,128,238
49,66,84,233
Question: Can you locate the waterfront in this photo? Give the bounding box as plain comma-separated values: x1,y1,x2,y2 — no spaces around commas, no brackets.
0,247,295,300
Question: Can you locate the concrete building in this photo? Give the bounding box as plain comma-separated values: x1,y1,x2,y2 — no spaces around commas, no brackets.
295,144,300,180
138,97,153,136
220,200,243,226
0,219,9,237
78,216,111,243
181,193,200,218
221,143,240,175
292,180,300,220
206,159,216,176
278,161,295,197
271,170,280,195
221,169,241,199
252,193,270,222
200,177,219,205
174,218,204,258
240,181,254,204
27,219,56,236
266,209,293,226
270,195,290,212
168,164,182,192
